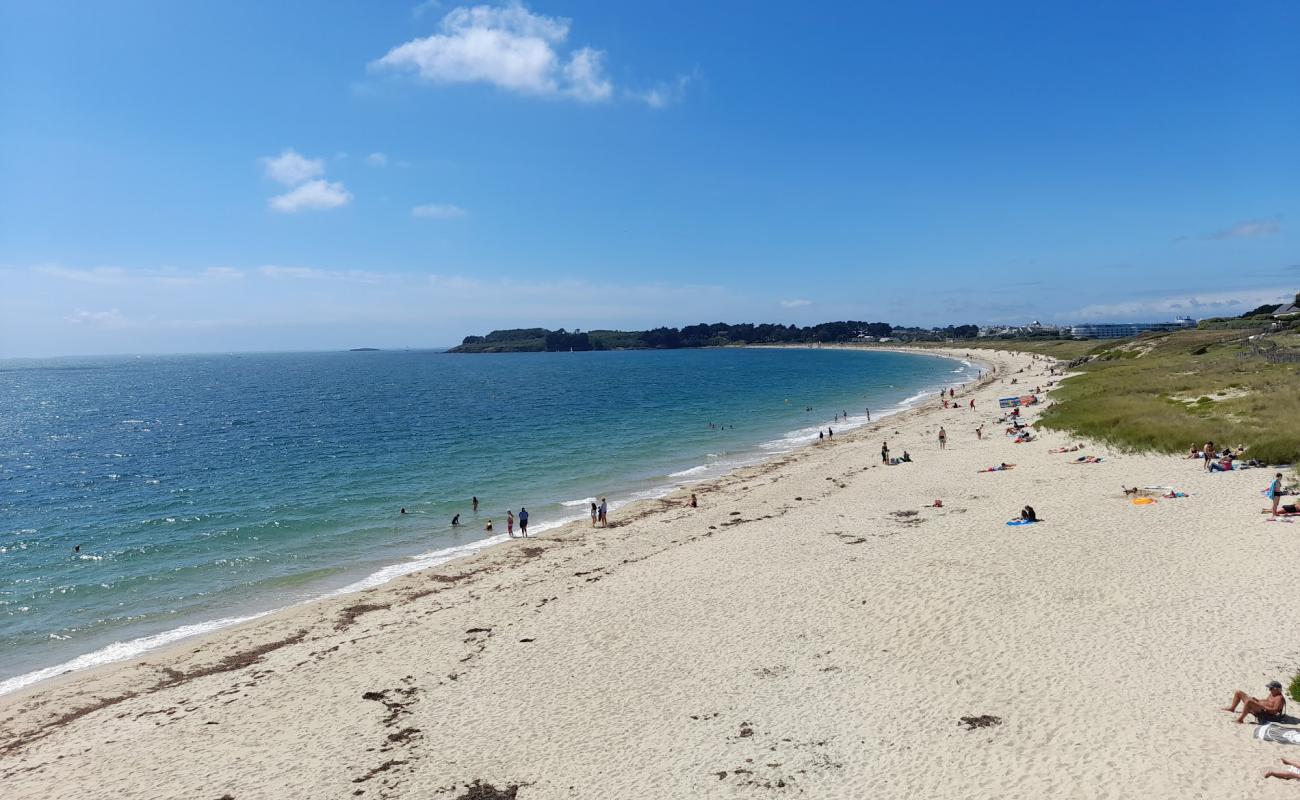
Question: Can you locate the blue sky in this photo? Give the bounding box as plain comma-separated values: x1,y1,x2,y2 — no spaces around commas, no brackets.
1,0,1297,356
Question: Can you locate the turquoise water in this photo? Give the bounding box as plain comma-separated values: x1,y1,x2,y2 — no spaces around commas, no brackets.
0,347,975,692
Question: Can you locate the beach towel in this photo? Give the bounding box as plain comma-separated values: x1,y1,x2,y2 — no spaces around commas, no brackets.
1006,519,1037,526
1256,724,1300,746
1132,497,1155,506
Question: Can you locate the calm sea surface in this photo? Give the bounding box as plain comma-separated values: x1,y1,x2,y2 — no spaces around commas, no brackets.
0,347,975,691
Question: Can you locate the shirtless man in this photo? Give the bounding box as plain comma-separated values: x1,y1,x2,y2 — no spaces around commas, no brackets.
1222,681,1286,723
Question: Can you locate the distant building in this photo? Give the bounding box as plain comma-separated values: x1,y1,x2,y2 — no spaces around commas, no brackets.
1273,302,1300,318
1069,317,1196,339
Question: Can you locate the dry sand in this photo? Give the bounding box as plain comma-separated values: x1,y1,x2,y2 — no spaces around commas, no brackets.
3,347,1299,799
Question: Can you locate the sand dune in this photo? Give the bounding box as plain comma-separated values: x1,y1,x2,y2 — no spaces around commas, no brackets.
3,348,1298,799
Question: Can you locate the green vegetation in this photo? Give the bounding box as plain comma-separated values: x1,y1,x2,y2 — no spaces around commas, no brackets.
1289,672,1300,705
1032,327,1300,464
450,321,997,353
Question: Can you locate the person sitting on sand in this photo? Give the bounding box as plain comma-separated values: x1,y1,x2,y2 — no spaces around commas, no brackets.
689,493,698,508
1223,681,1286,724
1186,443,1201,459
1209,456,1233,473
901,451,912,462
1264,757,1300,781
1020,505,1038,522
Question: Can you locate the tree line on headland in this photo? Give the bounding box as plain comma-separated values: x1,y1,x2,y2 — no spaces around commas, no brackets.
450,321,984,353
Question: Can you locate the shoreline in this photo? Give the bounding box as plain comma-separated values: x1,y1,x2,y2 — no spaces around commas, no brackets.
17,345,1295,797
0,346,982,700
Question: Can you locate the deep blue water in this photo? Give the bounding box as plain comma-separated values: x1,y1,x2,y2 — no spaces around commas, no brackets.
0,347,975,691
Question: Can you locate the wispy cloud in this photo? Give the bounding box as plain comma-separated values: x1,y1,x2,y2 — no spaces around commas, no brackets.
628,71,697,109
1203,216,1282,240
268,180,352,213
67,308,126,327
1065,287,1291,321
259,265,383,283
372,2,615,102
366,152,388,167
260,149,325,186
780,298,812,308
412,203,467,220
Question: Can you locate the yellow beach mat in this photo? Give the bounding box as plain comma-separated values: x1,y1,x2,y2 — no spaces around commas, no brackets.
1132,497,1156,505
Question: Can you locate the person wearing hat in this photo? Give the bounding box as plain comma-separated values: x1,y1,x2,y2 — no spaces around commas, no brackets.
1222,680,1287,724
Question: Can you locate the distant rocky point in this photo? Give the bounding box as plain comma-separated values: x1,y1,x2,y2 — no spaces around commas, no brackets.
349,347,381,352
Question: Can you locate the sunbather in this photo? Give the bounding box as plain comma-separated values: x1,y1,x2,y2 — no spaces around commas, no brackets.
980,463,1015,472
1222,681,1286,724
1020,505,1037,521
1209,457,1233,472
1264,757,1300,781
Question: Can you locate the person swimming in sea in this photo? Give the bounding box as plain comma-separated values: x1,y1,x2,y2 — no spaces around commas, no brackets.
400,508,407,515
485,519,493,532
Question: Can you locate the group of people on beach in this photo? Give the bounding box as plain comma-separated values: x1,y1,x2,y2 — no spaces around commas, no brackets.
442,496,532,538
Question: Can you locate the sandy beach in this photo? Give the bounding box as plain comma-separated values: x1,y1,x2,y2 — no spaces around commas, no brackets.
3,346,1299,799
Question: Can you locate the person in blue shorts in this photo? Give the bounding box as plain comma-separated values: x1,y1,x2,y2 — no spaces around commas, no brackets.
518,507,529,536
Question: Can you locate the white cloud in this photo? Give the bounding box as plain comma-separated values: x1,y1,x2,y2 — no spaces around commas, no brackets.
67,308,126,327
629,71,696,108
412,203,467,220
372,2,613,102
259,265,382,283
366,152,388,167
780,299,812,308
1205,216,1282,240
260,149,325,186
1066,287,1292,321
268,180,352,213
562,47,612,102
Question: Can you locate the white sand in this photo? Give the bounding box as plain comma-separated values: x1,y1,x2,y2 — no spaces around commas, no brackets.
3,347,1298,799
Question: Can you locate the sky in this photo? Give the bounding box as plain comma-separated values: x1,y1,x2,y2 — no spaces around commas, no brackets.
1,0,1297,357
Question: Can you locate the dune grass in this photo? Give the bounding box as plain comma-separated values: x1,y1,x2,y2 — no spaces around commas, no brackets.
1031,329,1300,465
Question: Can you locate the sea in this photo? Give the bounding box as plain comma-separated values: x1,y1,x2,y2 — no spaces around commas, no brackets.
0,347,978,694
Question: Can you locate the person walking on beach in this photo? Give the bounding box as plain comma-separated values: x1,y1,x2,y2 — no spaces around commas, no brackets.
518,507,529,536
1268,472,1285,516
881,441,890,464
938,427,947,450
969,398,975,410
472,496,479,512
827,428,833,439
598,498,608,526
590,501,598,526
506,510,515,538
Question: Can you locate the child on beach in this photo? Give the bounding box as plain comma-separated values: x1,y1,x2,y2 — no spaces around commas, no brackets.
590,502,598,526
507,510,515,538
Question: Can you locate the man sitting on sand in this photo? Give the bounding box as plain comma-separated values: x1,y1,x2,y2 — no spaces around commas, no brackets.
1222,681,1286,723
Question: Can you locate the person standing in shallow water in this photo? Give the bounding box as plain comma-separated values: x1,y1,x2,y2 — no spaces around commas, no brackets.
518,507,529,536
506,510,515,538
590,501,598,526
598,498,608,526
472,496,479,512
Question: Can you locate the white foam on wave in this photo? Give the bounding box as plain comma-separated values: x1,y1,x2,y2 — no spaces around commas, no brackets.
0,611,273,697
669,464,710,478
328,533,514,596
560,497,596,507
